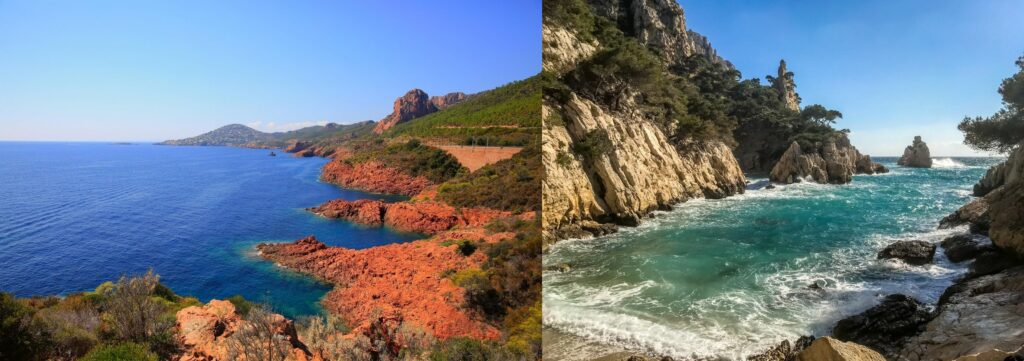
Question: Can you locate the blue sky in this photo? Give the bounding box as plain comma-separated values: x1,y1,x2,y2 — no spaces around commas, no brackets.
0,0,540,141
680,0,1024,156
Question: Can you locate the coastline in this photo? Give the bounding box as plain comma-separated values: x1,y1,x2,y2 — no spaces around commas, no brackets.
542,161,996,360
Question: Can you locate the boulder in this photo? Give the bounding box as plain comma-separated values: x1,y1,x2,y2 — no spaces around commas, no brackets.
796,337,886,361
897,136,933,168
877,240,936,265
939,198,990,235
940,234,993,263
831,294,933,358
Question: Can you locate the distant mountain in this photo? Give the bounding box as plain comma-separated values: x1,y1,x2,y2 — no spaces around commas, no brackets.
159,124,272,146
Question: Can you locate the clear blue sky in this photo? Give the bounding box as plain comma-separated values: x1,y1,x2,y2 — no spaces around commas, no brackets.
680,0,1024,156
0,0,540,141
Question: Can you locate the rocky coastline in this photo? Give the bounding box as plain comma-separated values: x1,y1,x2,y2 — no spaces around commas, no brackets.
897,136,933,168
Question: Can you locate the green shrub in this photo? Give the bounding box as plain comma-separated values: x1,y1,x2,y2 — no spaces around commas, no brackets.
226,295,254,317
456,240,477,256
437,144,541,213
0,292,49,361
80,342,158,361
429,337,494,361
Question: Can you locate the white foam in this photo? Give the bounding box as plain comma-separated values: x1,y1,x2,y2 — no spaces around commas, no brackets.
931,158,967,168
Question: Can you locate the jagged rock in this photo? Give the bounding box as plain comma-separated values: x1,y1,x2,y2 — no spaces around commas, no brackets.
542,94,746,242
899,266,1024,361
308,199,515,235
542,24,599,76
429,92,467,109
951,347,1024,361
748,336,815,361
939,198,991,235
967,249,1020,278
257,235,502,341
897,136,933,168
831,294,933,358
176,300,310,361
940,234,994,263
320,160,432,196
796,337,886,361
373,89,438,134
974,144,1024,196
587,0,726,68
877,240,936,265
769,135,885,184
775,60,800,112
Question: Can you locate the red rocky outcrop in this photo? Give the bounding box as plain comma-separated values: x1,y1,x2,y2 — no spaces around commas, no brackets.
308,199,515,235
430,92,468,109
320,160,432,196
257,236,502,341
373,89,437,134
176,300,312,361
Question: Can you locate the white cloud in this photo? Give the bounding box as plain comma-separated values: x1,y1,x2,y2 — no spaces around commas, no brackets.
245,120,330,132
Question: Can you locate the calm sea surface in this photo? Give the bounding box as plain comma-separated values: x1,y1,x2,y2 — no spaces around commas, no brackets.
0,142,420,317
543,156,1003,360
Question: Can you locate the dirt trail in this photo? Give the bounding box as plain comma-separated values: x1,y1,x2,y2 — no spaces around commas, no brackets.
433,144,522,172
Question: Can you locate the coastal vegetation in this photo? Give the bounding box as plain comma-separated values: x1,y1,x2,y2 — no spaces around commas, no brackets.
437,144,542,213
959,55,1024,153
346,139,467,184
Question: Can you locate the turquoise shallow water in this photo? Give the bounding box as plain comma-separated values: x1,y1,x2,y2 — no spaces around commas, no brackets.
0,142,421,318
543,157,1003,360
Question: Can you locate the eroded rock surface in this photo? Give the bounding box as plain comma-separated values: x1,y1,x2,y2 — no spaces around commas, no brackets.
877,240,936,265
899,266,1024,361
308,199,515,235
257,236,501,341
769,135,886,184
940,234,993,263
831,294,933,358
320,160,431,196
898,136,933,168
797,337,886,361
176,300,310,361
373,89,438,134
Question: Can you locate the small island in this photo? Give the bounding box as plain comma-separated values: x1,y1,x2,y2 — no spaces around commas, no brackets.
898,135,933,168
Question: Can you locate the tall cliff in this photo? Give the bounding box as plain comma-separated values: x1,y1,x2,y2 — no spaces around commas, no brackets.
542,0,746,243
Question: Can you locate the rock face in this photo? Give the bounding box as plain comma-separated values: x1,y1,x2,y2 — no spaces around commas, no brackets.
429,92,468,109
176,300,310,361
373,89,439,134
797,337,887,361
769,135,887,184
586,0,726,67
775,60,801,112
308,199,515,235
831,294,933,358
940,234,993,263
542,94,746,241
898,266,1024,361
748,336,815,361
973,145,1024,196
320,160,432,196
898,136,933,168
945,144,1024,258
258,236,501,341
877,240,936,265
160,124,272,146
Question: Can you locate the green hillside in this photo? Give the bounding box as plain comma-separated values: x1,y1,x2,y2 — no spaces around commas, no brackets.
384,75,541,146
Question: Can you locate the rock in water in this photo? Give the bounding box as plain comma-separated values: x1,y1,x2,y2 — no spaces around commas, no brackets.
831,294,933,358
748,336,815,361
940,234,993,263
877,240,936,265
897,136,932,168
796,337,886,361
769,134,885,184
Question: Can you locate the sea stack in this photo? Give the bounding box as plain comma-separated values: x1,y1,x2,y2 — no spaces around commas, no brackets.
897,136,932,168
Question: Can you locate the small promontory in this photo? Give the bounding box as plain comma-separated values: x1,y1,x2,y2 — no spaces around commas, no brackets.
897,136,932,168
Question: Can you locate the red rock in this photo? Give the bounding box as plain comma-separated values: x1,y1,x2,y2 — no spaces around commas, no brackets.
373,89,438,134
320,160,432,196
176,300,310,361
429,92,468,109
309,199,515,235
257,236,501,341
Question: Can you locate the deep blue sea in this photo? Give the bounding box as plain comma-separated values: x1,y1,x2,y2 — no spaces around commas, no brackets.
0,142,420,317
543,156,1004,360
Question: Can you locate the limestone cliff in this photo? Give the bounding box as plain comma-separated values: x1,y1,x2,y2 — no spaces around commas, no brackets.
586,0,727,67
543,92,745,241
897,136,933,168
979,145,1024,257
769,134,887,184
973,144,1023,196
774,60,801,112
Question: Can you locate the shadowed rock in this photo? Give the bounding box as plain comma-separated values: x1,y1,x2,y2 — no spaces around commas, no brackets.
877,240,936,265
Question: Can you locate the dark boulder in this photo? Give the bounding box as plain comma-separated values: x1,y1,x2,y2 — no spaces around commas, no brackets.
746,336,814,361
939,234,993,263
877,240,936,265
832,294,933,359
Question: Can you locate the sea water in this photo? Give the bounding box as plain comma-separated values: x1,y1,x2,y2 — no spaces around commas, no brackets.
542,157,1003,360
0,142,421,317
